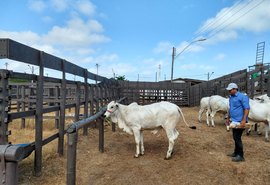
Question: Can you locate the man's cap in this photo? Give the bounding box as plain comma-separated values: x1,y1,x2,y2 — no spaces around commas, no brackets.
226,83,238,90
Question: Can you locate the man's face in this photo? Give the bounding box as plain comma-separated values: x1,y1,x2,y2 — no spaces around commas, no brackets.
228,88,237,95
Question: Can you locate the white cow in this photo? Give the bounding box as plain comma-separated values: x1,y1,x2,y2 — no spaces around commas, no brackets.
248,98,270,142
254,94,270,103
104,101,196,159
198,96,210,123
207,95,229,127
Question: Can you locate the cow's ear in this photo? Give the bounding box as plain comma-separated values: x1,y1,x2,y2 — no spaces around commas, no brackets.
116,103,119,108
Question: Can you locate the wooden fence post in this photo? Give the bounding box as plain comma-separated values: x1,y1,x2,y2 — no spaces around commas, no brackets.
58,60,66,156
98,117,104,153
34,51,44,176
83,69,89,136
75,82,81,122
21,85,26,129
67,129,78,185
0,70,10,145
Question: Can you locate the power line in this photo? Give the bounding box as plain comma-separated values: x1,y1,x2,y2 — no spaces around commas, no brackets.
197,0,264,39
203,0,265,40
196,0,244,36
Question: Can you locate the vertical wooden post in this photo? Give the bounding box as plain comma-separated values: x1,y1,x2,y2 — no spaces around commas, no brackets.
75,82,81,122
267,72,270,97
98,118,104,153
21,85,26,128
67,130,78,185
58,60,66,156
83,69,89,136
34,51,44,176
0,70,10,144
55,86,60,129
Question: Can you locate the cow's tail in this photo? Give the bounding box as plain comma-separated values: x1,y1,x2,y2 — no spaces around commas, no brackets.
178,107,196,129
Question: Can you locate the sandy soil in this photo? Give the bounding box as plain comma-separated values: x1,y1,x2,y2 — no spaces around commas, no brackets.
18,107,270,185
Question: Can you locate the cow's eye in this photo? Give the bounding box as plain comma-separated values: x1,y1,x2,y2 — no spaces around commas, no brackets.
110,106,114,109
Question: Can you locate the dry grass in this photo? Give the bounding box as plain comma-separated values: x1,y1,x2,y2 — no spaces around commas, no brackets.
9,107,270,185
9,111,75,185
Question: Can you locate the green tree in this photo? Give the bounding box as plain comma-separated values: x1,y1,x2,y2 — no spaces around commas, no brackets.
115,75,126,81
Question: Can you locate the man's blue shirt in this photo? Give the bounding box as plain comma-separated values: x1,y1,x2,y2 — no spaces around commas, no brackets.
229,91,250,122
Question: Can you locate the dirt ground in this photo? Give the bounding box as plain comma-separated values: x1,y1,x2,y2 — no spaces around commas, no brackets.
18,106,270,185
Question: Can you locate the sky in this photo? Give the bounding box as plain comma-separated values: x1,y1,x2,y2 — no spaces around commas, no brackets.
0,0,270,82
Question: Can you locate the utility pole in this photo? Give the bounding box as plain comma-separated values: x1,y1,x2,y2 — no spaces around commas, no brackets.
171,38,206,82
137,74,139,82
171,47,176,82
112,68,116,78
4,62,8,70
158,64,161,82
96,63,99,75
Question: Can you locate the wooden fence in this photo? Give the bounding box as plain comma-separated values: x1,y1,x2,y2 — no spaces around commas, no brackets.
118,81,191,106
1,38,270,184
0,38,120,184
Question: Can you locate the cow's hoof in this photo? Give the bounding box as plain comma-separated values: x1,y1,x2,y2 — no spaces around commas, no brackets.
258,132,262,135
164,156,172,160
134,155,139,158
140,153,144,156
265,138,269,142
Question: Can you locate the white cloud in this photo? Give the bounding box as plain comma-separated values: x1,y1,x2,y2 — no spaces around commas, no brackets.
28,0,47,12
43,17,110,48
76,0,96,16
0,30,41,45
50,0,68,12
197,0,270,42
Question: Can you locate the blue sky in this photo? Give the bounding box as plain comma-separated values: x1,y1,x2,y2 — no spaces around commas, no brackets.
0,0,269,82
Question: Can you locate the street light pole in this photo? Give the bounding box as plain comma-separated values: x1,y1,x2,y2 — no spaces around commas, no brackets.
171,38,206,82
171,47,176,82
207,72,214,81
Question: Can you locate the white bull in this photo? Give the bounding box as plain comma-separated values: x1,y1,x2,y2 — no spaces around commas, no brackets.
104,101,196,159
198,96,210,123
254,94,270,103
207,95,229,127
249,98,270,142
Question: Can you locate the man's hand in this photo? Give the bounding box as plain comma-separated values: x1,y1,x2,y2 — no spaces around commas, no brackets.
238,120,246,128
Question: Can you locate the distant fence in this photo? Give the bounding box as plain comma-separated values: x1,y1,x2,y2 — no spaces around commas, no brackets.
118,81,191,106
189,64,270,106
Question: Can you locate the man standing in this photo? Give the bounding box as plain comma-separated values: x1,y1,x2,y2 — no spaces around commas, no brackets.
225,83,250,162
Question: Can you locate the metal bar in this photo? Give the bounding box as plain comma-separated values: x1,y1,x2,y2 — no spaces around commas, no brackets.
42,133,60,146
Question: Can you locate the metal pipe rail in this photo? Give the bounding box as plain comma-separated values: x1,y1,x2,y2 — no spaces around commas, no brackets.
66,97,126,185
